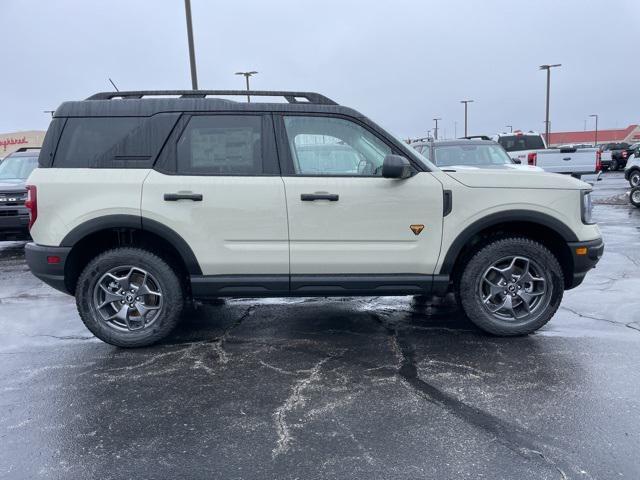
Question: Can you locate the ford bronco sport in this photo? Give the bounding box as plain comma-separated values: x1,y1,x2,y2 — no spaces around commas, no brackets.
25,90,603,347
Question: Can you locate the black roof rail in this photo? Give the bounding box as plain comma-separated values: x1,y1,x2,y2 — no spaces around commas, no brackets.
14,147,41,152
461,135,492,141
86,90,338,105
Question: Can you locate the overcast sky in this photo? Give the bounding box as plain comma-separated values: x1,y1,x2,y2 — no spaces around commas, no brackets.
2,0,638,138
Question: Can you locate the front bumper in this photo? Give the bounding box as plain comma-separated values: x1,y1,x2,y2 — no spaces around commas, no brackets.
0,210,29,240
25,243,72,294
567,238,604,289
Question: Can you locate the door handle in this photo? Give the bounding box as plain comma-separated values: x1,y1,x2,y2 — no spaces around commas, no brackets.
164,193,203,201
562,157,572,161
301,193,339,202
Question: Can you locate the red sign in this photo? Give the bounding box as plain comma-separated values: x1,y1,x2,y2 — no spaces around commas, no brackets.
0,136,28,152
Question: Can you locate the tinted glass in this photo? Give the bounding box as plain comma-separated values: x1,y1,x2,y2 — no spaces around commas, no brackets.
177,116,263,175
0,155,39,180
54,117,143,167
283,116,391,176
497,135,545,152
434,144,513,167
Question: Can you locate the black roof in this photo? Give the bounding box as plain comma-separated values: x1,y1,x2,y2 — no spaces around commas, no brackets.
54,90,365,118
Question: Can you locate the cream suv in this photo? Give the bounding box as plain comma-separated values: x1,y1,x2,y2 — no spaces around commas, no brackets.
25,90,603,347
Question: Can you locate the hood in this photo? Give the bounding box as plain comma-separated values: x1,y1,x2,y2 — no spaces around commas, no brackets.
0,179,27,193
444,168,589,190
443,164,544,172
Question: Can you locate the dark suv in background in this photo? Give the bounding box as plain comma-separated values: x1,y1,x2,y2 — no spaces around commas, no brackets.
599,142,630,171
0,148,40,240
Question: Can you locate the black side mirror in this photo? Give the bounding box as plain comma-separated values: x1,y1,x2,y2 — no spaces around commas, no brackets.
512,158,522,164
382,154,412,179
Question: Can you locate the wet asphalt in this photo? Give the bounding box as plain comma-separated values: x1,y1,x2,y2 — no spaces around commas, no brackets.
1,172,639,480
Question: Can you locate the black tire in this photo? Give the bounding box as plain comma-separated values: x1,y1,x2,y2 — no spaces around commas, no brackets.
611,159,619,171
631,187,640,208
76,247,184,347
629,170,640,188
457,237,564,336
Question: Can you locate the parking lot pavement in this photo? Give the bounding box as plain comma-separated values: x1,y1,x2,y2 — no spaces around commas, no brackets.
1,174,639,480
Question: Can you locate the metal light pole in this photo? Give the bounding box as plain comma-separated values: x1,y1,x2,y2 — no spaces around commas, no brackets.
589,114,599,146
433,118,441,140
506,125,513,133
235,71,258,102
454,121,457,139
539,64,561,146
184,0,198,90
460,100,474,137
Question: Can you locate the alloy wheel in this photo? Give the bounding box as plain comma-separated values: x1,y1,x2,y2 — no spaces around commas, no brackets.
478,256,550,321
631,173,640,187
93,266,163,331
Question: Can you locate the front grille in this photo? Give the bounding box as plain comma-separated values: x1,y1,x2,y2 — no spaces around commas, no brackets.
0,210,19,217
0,192,26,206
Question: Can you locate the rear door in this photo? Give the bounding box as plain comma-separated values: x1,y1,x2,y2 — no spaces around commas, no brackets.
276,114,444,293
141,114,289,281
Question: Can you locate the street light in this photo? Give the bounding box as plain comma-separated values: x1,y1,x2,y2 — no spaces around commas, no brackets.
589,114,599,146
433,118,442,140
235,71,258,102
184,0,198,90
539,64,561,146
506,125,513,133
460,100,474,137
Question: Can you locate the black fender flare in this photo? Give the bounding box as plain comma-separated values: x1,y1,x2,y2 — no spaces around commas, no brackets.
60,214,202,275
439,210,578,274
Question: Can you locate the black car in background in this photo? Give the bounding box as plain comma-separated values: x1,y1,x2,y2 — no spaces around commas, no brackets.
0,148,40,240
599,142,630,171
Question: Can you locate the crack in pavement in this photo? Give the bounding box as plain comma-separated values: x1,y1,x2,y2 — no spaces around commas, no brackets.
560,305,640,335
272,356,333,459
370,313,592,480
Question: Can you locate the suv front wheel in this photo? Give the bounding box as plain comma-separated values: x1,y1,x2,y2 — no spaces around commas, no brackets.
458,237,564,336
76,247,184,347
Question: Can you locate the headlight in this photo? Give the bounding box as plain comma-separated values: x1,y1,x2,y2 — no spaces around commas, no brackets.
581,190,594,224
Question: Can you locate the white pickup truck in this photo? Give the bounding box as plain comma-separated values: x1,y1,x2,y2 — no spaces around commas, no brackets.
492,131,603,180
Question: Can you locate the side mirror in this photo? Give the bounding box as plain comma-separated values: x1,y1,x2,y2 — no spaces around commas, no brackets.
382,154,412,179
512,158,522,164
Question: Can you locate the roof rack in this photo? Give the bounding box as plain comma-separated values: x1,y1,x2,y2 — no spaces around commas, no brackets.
461,135,492,141
14,147,41,152
86,90,338,105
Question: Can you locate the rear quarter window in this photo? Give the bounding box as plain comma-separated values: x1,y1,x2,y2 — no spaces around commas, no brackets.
54,117,143,168
498,135,545,152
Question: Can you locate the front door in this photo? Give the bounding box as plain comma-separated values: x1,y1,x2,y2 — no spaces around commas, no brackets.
277,114,444,292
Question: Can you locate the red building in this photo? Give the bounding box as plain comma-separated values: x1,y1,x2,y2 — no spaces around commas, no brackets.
548,124,640,147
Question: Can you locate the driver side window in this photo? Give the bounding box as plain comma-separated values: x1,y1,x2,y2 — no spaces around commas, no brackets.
283,116,391,176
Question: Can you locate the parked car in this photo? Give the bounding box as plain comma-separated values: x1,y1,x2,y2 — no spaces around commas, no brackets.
493,131,601,179
624,145,640,187
599,142,630,171
25,90,603,347
0,147,40,241
411,138,544,172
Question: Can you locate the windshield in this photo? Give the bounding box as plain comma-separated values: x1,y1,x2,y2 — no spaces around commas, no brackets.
434,144,513,167
0,155,39,181
497,135,545,152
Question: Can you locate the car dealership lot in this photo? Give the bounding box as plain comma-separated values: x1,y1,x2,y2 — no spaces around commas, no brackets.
1,173,638,480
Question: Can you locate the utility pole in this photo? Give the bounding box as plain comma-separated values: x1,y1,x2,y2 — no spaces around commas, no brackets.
589,114,599,146
454,121,457,139
433,118,441,140
539,64,561,146
506,125,513,133
184,0,198,90
460,100,474,137
235,71,258,102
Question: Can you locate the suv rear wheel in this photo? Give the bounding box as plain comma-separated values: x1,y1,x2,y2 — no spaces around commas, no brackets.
76,247,184,347
458,237,563,336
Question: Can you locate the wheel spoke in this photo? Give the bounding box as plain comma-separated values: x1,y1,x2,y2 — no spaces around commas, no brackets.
135,301,161,318
482,277,504,301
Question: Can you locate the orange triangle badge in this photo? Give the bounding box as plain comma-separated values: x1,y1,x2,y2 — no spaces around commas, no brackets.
410,224,425,235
